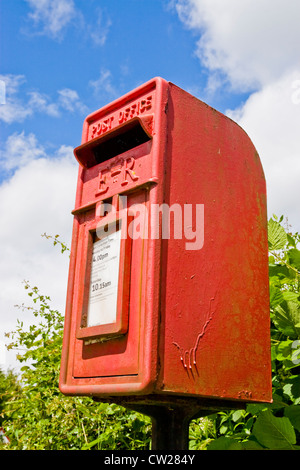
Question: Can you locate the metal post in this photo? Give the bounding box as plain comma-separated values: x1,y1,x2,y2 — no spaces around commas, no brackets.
119,402,206,451
150,406,192,450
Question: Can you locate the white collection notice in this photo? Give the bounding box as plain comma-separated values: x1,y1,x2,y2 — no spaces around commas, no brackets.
87,229,122,327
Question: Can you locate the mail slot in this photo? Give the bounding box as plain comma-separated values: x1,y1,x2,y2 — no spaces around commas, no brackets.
59,77,272,406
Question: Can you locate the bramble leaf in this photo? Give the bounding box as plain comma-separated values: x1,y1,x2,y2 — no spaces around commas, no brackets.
268,218,287,251
252,410,296,449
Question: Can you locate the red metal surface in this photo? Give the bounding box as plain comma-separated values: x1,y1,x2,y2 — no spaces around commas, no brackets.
59,77,272,405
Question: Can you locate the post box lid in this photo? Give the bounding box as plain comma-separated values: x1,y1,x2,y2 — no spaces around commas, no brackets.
74,115,154,168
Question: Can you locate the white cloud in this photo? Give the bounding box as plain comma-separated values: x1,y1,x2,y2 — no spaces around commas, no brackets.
89,9,112,47
226,70,300,231
175,0,300,91
25,0,77,40
174,1,300,231
28,91,60,117
0,75,33,124
0,98,32,124
58,88,88,114
0,131,46,171
0,80,5,105
0,74,87,124
24,1,111,46
0,75,26,96
0,132,78,371
89,69,118,98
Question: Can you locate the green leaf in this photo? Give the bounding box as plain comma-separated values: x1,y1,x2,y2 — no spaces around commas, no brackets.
284,405,300,432
252,409,296,449
240,439,264,450
207,437,243,450
269,263,291,280
269,284,284,308
273,301,300,338
282,291,300,302
246,403,269,416
283,376,300,404
275,340,300,370
291,340,300,366
270,393,291,410
287,233,296,248
288,248,300,271
232,410,244,422
268,218,287,251
276,340,294,361
81,435,103,450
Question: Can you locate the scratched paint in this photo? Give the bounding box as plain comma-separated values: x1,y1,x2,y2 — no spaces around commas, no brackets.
173,298,215,371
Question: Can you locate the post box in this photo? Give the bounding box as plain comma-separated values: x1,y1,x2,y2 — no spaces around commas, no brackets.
59,77,272,411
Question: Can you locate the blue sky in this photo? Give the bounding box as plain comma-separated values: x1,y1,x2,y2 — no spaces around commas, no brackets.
1,0,300,370
0,0,250,160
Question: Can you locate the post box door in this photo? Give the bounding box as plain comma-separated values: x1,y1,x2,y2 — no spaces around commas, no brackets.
71,190,149,379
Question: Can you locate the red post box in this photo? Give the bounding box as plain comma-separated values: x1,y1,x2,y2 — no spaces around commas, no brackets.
59,77,272,421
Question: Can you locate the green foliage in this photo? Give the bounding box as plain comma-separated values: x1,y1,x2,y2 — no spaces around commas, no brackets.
1,281,151,450
41,233,70,254
189,416,217,449
0,367,21,442
1,216,300,450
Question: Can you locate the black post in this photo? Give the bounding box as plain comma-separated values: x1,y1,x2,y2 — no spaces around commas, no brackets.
121,402,204,450
150,406,191,450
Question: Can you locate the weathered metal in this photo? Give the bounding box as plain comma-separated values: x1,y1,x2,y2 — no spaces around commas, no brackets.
59,77,272,447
